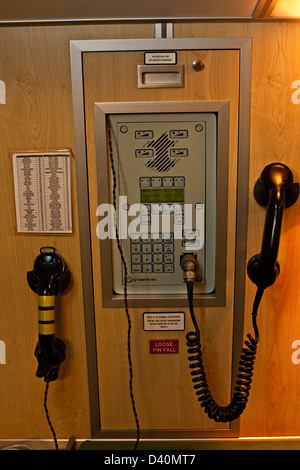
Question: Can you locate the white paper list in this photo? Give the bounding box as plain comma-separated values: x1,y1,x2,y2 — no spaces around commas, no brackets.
12,152,72,233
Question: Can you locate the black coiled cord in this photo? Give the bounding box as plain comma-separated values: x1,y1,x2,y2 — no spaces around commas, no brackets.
186,282,264,423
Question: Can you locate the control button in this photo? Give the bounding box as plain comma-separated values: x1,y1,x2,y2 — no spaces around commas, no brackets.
135,130,153,139
131,265,142,274
140,204,150,215
174,203,184,215
151,177,162,188
182,239,200,248
130,235,140,243
142,243,152,253
142,264,152,273
135,149,154,158
162,177,173,187
153,243,163,253
140,233,150,240
161,204,173,214
170,149,188,157
151,204,161,215
142,254,152,264
153,254,163,263
164,243,174,253
164,264,174,273
170,130,188,139
153,264,163,273
162,232,174,242
141,215,151,225
183,229,199,238
140,177,151,188
131,254,141,264
151,232,161,241
164,253,174,263
174,214,184,225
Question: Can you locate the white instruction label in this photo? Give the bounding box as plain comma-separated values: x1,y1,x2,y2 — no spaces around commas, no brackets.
12,152,72,233
144,52,177,65
143,312,185,331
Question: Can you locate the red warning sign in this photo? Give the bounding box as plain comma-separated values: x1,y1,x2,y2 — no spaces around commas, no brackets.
149,339,179,354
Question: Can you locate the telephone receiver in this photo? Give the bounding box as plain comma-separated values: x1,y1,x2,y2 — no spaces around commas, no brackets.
27,247,70,382
247,163,299,289
182,162,299,424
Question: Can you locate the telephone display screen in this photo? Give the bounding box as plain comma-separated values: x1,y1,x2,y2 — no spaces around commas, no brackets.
140,188,184,203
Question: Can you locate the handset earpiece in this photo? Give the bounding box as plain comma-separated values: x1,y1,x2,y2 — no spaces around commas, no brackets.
247,163,299,289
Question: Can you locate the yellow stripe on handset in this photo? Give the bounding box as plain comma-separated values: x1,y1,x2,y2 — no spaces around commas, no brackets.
38,295,55,335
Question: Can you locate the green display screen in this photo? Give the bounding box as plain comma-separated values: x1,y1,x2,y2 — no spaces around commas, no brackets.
141,188,184,203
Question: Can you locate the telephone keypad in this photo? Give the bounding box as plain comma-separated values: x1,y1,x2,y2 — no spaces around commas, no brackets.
130,232,175,275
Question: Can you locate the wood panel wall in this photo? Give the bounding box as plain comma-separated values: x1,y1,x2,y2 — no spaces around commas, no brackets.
0,19,300,439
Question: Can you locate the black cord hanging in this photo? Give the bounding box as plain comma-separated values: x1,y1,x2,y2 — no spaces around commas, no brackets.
43,380,59,450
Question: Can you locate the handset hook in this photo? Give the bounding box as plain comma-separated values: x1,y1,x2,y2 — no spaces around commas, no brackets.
247,162,299,289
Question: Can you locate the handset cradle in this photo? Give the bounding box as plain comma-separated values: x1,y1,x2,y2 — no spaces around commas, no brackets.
27,247,70,382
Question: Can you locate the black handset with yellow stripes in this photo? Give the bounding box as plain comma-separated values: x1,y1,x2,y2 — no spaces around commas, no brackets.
27,247,70,382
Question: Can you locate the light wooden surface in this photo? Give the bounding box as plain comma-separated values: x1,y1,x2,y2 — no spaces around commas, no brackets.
0,20,300,439
0,23,154,439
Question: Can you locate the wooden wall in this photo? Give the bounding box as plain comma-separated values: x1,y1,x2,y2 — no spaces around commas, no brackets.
0,19,300,439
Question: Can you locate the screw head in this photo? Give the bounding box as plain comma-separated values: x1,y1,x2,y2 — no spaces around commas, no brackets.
192,60,205,72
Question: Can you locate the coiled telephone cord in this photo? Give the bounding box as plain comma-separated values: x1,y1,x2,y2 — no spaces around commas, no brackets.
107,119,140,450
186,282,264,423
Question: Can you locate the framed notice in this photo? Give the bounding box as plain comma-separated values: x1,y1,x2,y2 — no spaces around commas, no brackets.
12,151,72,233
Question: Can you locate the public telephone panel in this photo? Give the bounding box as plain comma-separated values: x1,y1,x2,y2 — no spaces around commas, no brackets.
103,111,217,296
94,101,229,306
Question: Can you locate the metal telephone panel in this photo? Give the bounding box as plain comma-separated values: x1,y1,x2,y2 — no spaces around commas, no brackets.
95,101,229,306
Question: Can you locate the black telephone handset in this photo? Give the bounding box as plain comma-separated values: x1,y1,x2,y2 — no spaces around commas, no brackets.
247,162,299,289
183,162,299,423
27,247,70,382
